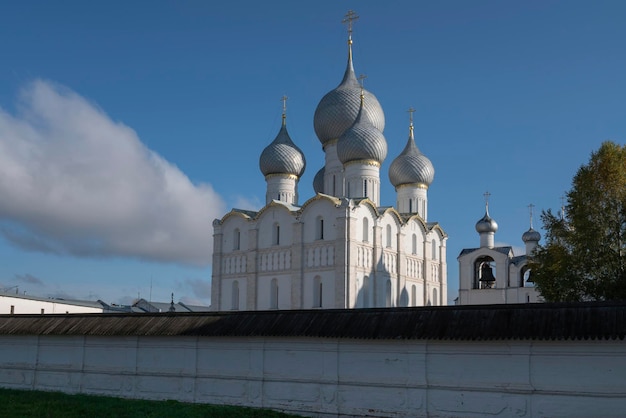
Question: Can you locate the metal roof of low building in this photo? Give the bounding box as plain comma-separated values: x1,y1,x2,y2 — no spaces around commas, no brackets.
459,246,513,257
0,302,624,341
0,292,104,310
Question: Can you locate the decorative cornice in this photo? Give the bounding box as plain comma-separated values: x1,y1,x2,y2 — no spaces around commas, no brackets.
344,159,381,168
265,173,299,181
396,182,429,190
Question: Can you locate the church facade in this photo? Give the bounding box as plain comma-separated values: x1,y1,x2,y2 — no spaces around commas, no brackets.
457,201,542,305
210,13,447,311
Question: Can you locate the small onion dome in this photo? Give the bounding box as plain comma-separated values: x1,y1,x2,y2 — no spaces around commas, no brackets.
522,227,541,243
313,43,384,146
313,167,325,194
475,210,498,233
259,118,306,177
337,98,387,165
388,125,434,188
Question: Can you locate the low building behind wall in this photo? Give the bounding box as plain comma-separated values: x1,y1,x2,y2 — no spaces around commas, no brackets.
0,303,625,417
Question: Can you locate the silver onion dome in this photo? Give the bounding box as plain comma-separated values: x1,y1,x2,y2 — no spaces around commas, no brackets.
337,97,387,165
388,125,434,188
259,117,306,178
313,167,325,194
313,43,384,146
475,210,498,233
522,227,541,243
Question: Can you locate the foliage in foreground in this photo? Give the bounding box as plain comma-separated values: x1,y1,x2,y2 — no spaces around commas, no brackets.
0,388,301,418
530,141,626,302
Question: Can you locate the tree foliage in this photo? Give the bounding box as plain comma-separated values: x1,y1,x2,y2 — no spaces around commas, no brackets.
530,141,626,302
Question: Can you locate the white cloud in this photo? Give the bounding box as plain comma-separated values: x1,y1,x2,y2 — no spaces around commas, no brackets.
0,80,225,266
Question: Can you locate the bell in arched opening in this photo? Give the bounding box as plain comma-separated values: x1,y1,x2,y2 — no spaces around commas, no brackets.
479,263,496,289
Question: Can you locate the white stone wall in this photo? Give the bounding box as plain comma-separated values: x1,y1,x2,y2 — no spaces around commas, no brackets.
0,334,624,417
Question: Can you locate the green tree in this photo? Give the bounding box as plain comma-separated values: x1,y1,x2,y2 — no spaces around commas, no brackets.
530,141,626,302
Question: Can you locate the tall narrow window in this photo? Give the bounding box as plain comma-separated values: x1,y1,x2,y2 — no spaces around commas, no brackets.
363,218,369,242
233,228,240,250
273,223,280,246
432,240,437,260
411,234,417,255
231,281,239,310
363,179,368,197
313,276,322,308
409,199,413,213
270,279,278,309
316,217,324,240
385,280,392,307
386,225,392,248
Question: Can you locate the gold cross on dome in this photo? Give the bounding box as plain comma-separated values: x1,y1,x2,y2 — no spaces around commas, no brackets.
407,107,416,125
483,191,491,208
342,10,359,36
358,74,367,88
281,95,288,114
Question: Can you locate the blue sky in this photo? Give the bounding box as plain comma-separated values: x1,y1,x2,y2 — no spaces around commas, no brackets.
0,1,624,306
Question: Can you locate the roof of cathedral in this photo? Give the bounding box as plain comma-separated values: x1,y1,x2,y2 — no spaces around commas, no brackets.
389,120,434,188
313,35,384,146
2,302,624,341
259,114,306,177
336,94,387,165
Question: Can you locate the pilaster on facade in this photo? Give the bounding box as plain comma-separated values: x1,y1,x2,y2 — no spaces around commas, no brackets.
247,228,259,311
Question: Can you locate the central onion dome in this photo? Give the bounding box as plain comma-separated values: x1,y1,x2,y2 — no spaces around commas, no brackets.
337,94,387,165
259,115,306,178
313,40,384,146
389,122,434,188
476,208,498,233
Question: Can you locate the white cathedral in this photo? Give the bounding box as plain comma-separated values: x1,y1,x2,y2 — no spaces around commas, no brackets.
210,13,447,311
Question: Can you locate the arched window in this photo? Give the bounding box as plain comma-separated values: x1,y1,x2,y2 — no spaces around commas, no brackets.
313,276,322,308
411,285,417,307
385,280,392,307
411,234,417,255
363,218,369,242
273,223,280,246
316,216,324,240
386,225,392,248
233,229,240,251
432,240,437,260
521,265,533,287
433,288,438,306
231,281,239,310
270,278,278,309
474,256,496,289
363,179,368,198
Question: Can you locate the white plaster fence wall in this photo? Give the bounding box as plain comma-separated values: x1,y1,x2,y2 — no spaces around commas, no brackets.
0,335,624,417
